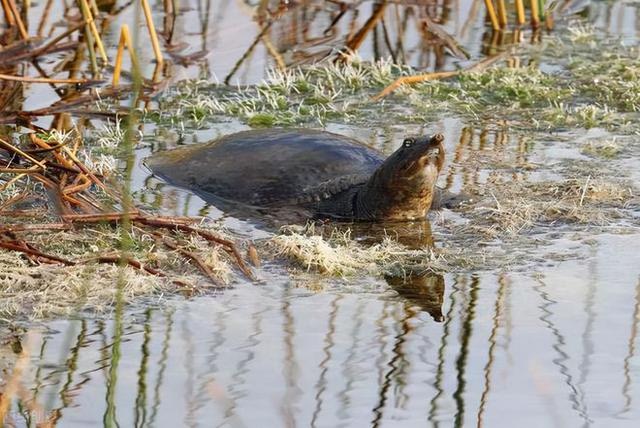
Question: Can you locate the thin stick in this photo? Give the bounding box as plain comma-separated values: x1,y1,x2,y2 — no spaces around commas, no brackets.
374,51,509,99
483,0,500,31
0,73,95,84
95,255,165,276
375,71,459,100
0,172,27,191
343,1,387,54
34,20,87,57
0,138,47,169
0,166,44,173
6,0,28,39
157,234,223,286
0,223,70,233
530,0,540,28
37,0,55,36
579,175,591,207
140,0,164,65
0,240,76,265
515,0,525,25
78,0,108,63
262,33,286,71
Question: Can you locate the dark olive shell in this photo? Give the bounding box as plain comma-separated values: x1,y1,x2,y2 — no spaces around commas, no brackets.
146,128,384,207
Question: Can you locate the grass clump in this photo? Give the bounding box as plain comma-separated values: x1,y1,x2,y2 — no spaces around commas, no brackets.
582,138,621,158
268,224,450,277
466,177,635,236
0,224,236,319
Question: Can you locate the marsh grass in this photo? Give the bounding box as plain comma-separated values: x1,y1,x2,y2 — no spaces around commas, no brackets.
264,174,635,280
0,224,234,319
268,224,447,277
151,25,640,135
463,177,635,237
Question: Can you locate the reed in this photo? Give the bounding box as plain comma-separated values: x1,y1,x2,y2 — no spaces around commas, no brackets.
496,0,508,28
78,0,107,63
1,0,15,27
530,0,540,28
6,0,28,39
113,24,140,86
140,0,164,65
483,0,500,31
515,0,526,25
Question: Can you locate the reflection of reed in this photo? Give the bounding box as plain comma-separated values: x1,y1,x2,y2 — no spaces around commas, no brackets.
336,299,366,422
134,309,152,427
477,273,510,427
371,304,418,428
183,309,198,428
372,303,392,423
619,279,640,416
280,286,301,428
577,249,598,415
311,295,342,427
149,309,174,427
452,274,479,427
533,277,592,425
223,306,267,427
104,280,125,427
429,273,460,426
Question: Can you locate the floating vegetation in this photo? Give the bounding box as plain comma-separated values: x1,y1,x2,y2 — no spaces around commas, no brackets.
268,224,449,277
153,27,640,135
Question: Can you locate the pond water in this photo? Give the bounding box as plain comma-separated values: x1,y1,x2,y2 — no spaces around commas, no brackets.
7,233,640,427
2,0,640,427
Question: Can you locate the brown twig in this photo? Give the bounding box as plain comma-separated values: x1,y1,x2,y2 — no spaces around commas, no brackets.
156,233,224,287
0,240,76,265
374,51,510,99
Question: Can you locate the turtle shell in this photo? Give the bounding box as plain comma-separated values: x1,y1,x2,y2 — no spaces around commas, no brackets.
145,128,384,207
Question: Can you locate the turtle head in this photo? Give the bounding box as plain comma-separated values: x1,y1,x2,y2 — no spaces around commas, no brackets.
358,134,445,220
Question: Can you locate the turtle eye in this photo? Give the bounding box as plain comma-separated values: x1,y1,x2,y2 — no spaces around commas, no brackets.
403,138,415,148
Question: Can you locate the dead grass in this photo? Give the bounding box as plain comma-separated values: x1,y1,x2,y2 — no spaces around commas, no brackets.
269,224,456,277
0,224,235,319
464,177,635,237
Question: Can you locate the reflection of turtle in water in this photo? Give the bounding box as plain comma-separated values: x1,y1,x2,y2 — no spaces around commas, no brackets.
385,271,446,322
145,129,445,222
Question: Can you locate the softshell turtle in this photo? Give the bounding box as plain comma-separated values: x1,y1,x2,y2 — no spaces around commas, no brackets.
145,128,445,221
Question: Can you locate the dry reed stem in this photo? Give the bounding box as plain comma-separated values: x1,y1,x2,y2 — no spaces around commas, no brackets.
140,0,164,65
0,166,43,174
0,172,27,190
37,0,55,36
262,33,286,71
343,1,387,53
0,73,95,84
0,223,71,233
483,0,500,31
78,0,107,62
6,0,28,39
0,138,47,169
375,51,509,99
530,0,540,28
1,0,15,26
156,233,223,286
0,240,77,265
113,25,139,86
34,20,87,57
496,0,508,28
375,71,459,99
515,0,526,25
